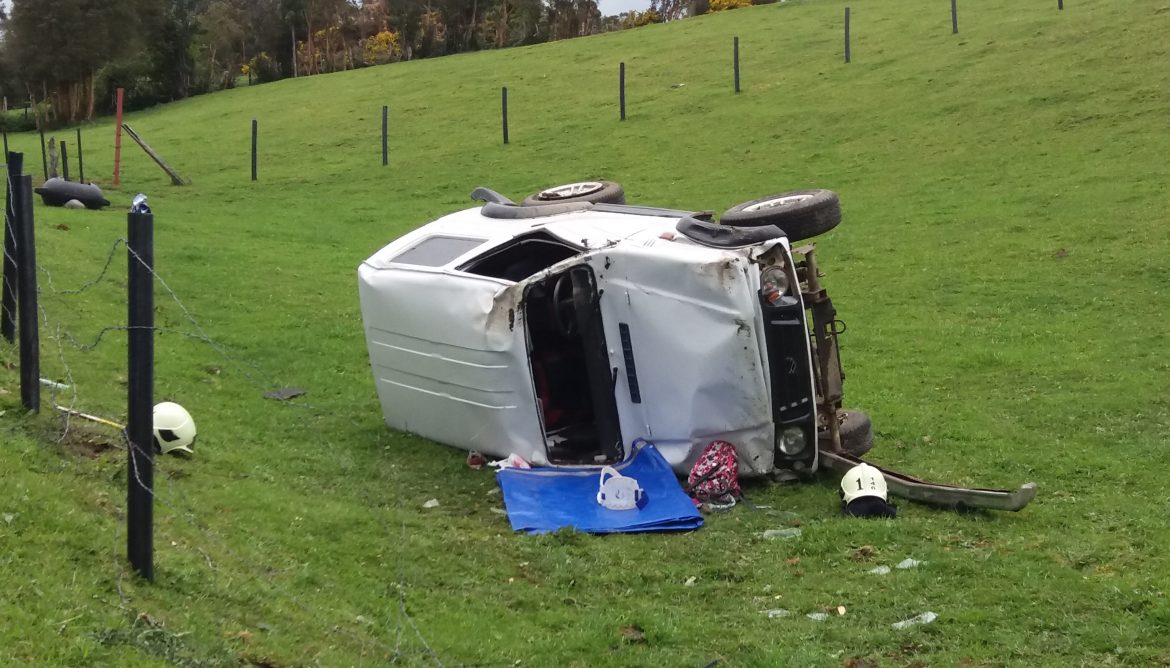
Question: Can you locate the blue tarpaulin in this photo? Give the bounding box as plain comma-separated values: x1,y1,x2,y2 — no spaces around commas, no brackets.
496,444,704,534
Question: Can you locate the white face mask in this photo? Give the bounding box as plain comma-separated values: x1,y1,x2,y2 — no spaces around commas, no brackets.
597,466,645,510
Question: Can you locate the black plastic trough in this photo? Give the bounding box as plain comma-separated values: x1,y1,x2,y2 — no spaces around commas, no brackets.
33,178,111,210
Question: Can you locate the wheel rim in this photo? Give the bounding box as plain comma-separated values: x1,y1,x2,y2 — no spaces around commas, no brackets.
539,181,604,200
742,193,813,213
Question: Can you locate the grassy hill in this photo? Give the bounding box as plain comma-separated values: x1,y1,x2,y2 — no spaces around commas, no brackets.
3,0,1170,664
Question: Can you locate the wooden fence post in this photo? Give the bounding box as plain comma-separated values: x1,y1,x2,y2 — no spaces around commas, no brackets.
76,127,85,182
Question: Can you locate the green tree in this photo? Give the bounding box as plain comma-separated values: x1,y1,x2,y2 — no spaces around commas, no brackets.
7,0,146,123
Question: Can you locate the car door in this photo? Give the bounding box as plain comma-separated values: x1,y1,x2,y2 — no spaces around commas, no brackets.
586,239,777,474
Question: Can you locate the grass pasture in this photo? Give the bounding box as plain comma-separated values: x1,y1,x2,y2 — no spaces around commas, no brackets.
2,0,1170,664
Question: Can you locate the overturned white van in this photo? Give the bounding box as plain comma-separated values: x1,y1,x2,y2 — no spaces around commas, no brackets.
358,182,859,476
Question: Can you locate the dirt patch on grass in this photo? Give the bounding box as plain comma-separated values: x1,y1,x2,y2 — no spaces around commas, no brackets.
56,424,121,459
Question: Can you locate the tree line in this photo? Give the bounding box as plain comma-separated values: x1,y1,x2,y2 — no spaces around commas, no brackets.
0,0,765,129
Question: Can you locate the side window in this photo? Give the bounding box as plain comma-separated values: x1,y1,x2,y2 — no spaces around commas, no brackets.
390,236,486,267
459,231,582,281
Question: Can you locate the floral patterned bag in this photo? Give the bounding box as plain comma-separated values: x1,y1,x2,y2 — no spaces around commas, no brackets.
686,440,741,510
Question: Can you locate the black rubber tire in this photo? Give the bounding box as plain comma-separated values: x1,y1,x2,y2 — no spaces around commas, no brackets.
522,180,625,206
819,409,874,457
719,189,841,241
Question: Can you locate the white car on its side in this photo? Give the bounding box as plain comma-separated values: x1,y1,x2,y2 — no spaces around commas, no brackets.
357,181,863,477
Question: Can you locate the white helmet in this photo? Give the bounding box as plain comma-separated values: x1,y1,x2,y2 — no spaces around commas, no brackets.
153,402,197,455
841,463,887,503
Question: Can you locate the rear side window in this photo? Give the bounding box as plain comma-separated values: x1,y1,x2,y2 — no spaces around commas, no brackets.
391,236,486,267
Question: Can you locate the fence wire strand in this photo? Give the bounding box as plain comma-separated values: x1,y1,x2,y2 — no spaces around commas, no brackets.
0,182,449,664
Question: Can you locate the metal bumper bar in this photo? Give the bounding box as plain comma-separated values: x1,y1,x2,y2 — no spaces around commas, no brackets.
820,449,1037,512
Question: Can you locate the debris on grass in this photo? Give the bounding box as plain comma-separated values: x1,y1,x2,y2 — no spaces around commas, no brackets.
263,387,307,401
489,507,507,515
806,612,829,622
868,565,892,575
891,611,938,630
762,608,792,619
761,527,801,539
851,545,876,560
489,453,532,469
896,558,924,570
467,451,487,469
422,498,440,509
684,576,697,587
620,624,647,644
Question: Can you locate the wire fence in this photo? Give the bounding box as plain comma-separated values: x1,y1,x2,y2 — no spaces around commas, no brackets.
2,166,453,664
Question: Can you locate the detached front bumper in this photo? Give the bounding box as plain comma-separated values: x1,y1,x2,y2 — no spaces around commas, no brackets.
819,450,1038,511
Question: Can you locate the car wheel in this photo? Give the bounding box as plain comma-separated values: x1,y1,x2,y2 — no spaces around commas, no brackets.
720,189,841,241
521,180,625,206
819,409,874,457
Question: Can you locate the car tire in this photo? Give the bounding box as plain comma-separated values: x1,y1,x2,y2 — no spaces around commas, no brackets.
820,409,874,457
522,180,625,206
720,189,841,241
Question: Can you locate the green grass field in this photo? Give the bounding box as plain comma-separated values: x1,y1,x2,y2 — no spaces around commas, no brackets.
2,0,1170,664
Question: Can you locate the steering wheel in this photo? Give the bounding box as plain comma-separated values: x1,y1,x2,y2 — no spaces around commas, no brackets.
551,272,578,339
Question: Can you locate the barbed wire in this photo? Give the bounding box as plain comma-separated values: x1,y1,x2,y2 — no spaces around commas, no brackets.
2,180,453,665
3,167,20,329
37,238,125,296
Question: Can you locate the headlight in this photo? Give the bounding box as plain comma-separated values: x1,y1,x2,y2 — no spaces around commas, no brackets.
778,426,807,455
760,266,791,304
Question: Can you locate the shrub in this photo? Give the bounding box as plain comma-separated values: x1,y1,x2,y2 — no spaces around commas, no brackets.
242,52,282,84
363,30,402,66
709,0,752,11
0,109,38,132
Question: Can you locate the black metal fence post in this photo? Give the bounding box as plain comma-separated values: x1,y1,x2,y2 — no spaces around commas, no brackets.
251,118,258,182
61,142,70,181
127,207,155,583
951,0,958,34
2,151,19,344
619,63,627,121
501,87,510,145
1058,0,1063,9
13,166,39,412
381,105,389,167
844,8,852,64
76,128,85,182
734,37,741,93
